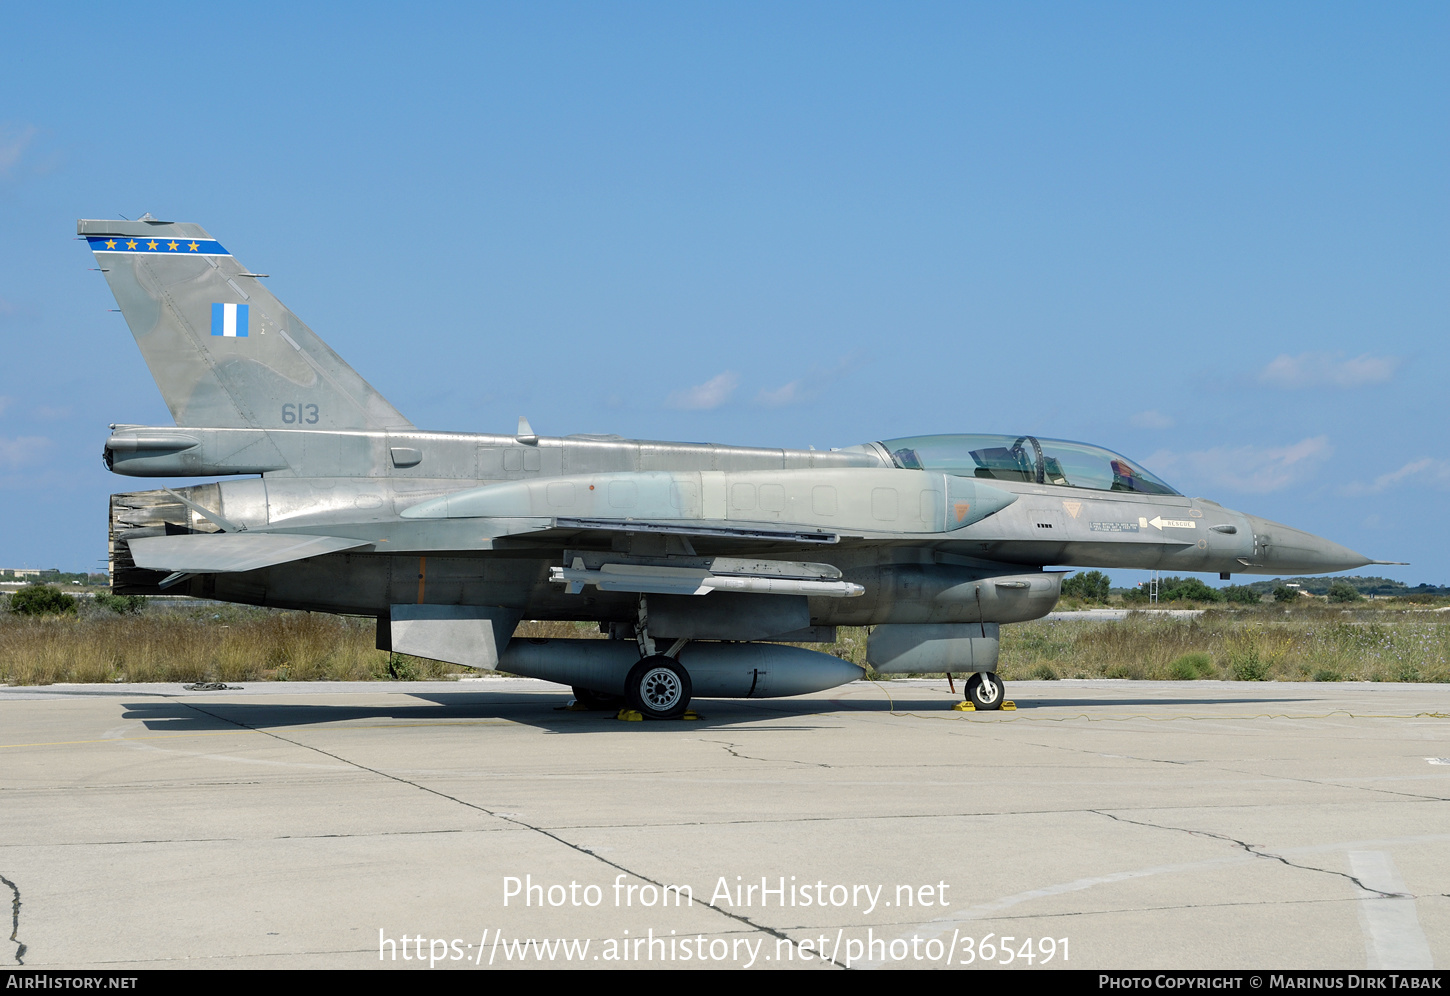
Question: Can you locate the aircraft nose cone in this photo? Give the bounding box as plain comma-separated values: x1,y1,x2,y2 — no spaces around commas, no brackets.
1242,514,1372,574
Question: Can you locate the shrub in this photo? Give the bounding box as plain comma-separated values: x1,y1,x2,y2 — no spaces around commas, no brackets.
1168,652,1215,680
93,592,147,614
1061,570,1111,603
1228,645,1271,681
1273,586,1300,603
1159,577,1224,603
8,584,77,616
1328,580,1362,604
1222,585,1261,605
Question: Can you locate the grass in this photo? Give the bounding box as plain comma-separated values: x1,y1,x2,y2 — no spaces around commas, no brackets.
0,603,466,685
989,605,1450,683
1,598,1446,685
856,601,1450,682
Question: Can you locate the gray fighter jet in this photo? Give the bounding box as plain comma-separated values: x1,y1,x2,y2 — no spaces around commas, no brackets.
83,217,1391,716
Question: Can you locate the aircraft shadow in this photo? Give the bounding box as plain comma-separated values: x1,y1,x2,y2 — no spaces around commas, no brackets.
1021,696,1319,708
119,691,867,735
118,688,1319,736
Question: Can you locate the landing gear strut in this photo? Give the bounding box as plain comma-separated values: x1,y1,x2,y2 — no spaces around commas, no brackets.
624,594,693,720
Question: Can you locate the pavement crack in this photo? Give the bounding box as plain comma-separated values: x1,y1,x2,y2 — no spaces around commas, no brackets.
174,702,843,968
1209,762,1450,804
1092,811,1407,899
699,739,832,768
1020,738,1191,765
1,873,24,965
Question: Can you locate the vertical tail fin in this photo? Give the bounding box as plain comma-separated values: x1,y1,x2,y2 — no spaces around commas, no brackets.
81,218,412,431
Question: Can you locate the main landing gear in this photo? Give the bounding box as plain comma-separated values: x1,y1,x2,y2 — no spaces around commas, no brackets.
582,594,694,720
631,596,693,719
625,655,692,720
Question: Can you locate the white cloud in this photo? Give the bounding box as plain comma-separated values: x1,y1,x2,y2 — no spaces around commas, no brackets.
0,124,37,180
754,354,858,408
1342,458,1450,496
0,297,31,326
0,436,49,468
755,380,804,407
1148,436,1331,493
1259,352,1399,389
665,371,739,410
1129,410,1175,429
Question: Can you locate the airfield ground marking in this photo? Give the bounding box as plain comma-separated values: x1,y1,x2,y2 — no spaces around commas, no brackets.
1347,850,1434,969
170,698,849,969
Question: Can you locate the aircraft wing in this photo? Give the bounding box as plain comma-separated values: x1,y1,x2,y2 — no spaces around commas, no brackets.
127,533,371,573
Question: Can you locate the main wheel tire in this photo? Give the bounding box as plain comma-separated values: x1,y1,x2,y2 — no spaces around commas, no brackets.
571,685,624,711
965,671,1005,711
625,656,692,720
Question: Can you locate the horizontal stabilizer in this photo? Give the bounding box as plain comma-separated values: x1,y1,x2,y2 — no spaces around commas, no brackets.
127,533,370,573
390,605,520,669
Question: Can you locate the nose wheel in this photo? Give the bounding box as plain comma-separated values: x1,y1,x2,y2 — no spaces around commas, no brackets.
625,655,693,720
965,671,1005,711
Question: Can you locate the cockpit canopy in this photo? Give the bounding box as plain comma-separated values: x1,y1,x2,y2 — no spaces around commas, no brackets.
881,434,1179,496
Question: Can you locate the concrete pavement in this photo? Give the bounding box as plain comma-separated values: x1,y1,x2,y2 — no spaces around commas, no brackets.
1,677,1446,970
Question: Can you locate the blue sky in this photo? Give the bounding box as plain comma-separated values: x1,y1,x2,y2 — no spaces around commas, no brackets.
1,3,1445,584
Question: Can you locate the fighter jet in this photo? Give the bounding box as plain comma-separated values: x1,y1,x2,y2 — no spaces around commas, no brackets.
83,217,1391,717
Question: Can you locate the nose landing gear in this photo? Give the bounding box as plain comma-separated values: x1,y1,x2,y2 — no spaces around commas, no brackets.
965,671,1006,711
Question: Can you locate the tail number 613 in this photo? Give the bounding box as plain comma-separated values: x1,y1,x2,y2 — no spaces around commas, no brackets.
282,403,320,424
